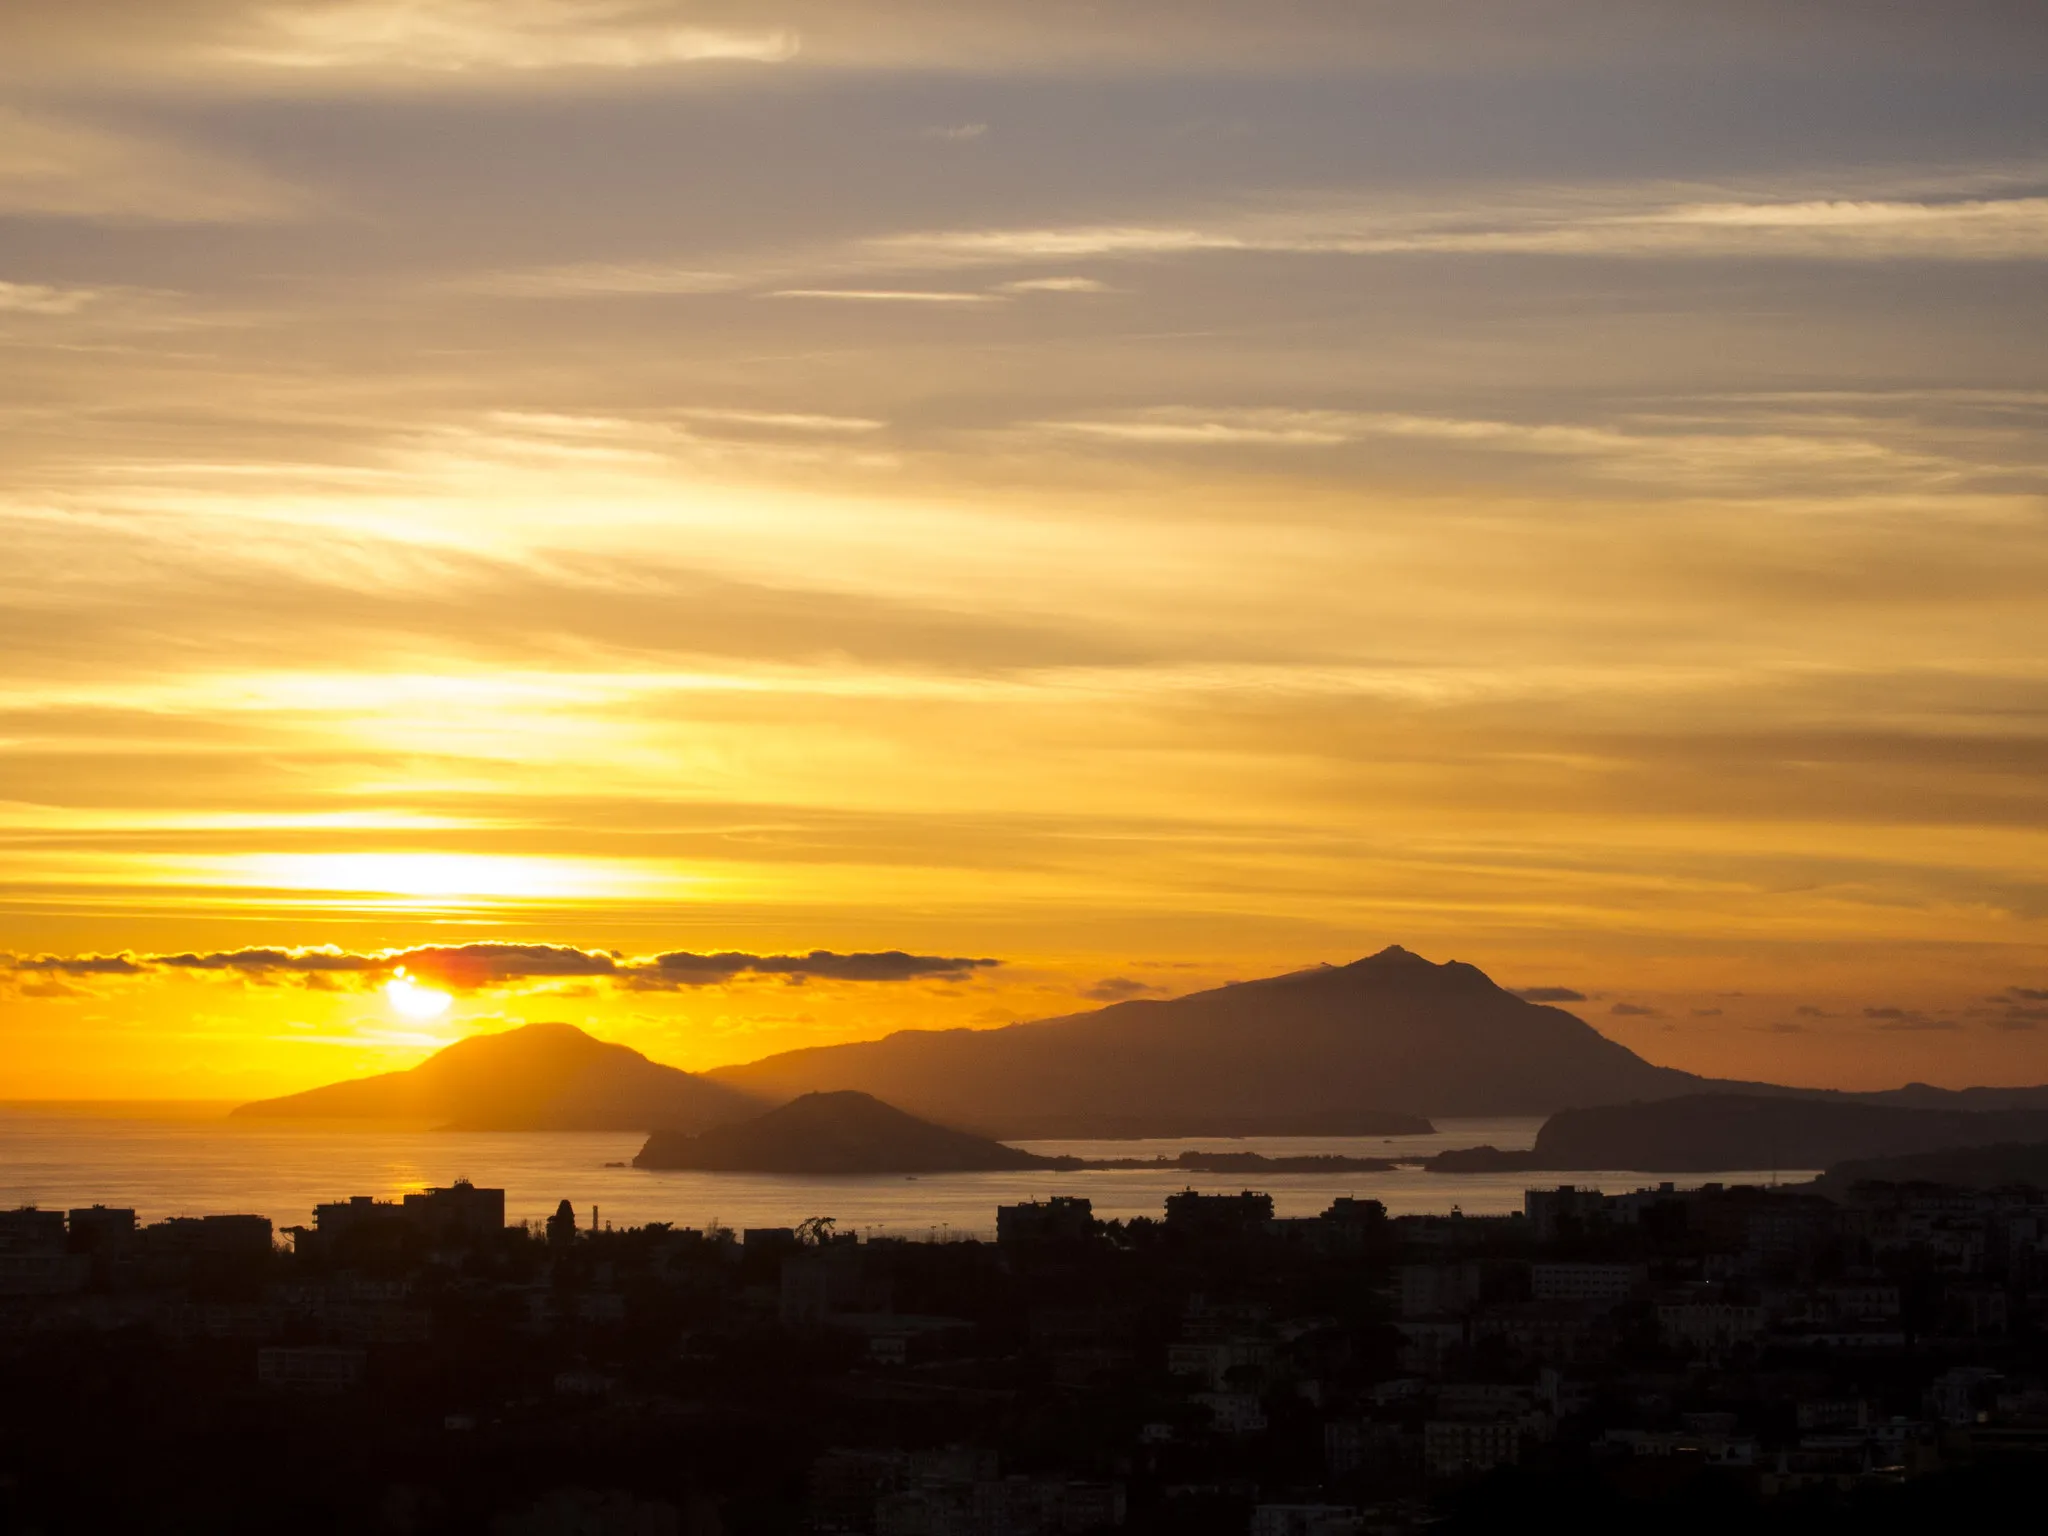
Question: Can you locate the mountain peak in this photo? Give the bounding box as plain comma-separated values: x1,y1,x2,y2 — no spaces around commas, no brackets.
234,1020,757,1131
1342,946,1497,990
1353,944,1430,967
710,947,1697,1127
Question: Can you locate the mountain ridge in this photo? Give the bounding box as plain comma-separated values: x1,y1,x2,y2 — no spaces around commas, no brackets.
705,945,1709,1133
233,1022,760,1132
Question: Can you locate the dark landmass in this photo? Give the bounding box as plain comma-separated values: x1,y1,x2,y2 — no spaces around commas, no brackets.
634,1090,1056,1173
1421,1144,1544,1173
708,945,1712,1131
1423,1092,2048,1173
10,1163,2048,1533
1084,1150,1400,1174
1007,1108,1435,1139
1838,1082,2048,1112
632,1090,1408,1176
1817,1139,2048,1192
233,1022,761,1133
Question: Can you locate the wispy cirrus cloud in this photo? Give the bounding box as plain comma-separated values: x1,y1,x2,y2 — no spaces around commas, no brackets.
1000,276,1113,293
0,279,102,315
219,1,798,73
676,408,886,435
0,106,304,222
766,288,999,304
873,186,2048,269
1029,405,1978,492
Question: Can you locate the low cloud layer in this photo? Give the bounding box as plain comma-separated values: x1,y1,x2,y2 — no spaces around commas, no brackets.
4,944,998,992
1081,975,1167,1002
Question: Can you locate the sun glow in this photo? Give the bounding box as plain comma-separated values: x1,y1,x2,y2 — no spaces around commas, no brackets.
383,969,451,1021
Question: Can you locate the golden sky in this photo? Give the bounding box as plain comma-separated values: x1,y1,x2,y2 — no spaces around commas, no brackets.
3,1,2047,1097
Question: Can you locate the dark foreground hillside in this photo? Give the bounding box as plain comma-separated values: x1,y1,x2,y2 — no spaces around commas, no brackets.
4,1170,2045,1534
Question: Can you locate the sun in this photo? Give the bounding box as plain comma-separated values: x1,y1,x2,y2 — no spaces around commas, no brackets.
383,967,452,1020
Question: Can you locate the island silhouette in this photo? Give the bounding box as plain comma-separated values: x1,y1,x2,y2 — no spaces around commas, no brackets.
233,1020,761,1132
234,947,2048,1169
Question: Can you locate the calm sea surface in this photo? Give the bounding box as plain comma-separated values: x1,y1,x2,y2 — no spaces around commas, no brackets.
0,1103,1815,1238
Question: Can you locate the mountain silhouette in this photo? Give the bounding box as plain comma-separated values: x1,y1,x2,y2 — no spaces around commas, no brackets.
634,1090,1055,1174
705,946,1706,1134
1818,1139,2048,1192
1524,1092,2048,1172
233,1022,761,1132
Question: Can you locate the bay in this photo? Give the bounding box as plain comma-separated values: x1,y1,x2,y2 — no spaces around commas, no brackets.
0,1103,1814,1239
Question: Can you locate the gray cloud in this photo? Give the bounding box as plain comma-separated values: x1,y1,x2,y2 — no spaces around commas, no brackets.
1082,975,1166,1002
4,944,997,992
1609,1001,1662,1017
1512,985,1586,1002
7,953,149,975
1864,1006,1959,1032
636,950,999,987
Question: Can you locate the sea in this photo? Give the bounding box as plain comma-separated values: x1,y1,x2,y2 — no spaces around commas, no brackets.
0,1103,1816,1239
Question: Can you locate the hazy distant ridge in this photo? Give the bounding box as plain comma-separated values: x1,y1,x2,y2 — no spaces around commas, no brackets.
233,1022,759,1132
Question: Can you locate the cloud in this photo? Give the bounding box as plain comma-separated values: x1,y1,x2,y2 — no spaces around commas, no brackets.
8,953,149,975
1000,277,1113,294
14,976,94,999
2009,987,2048,1001
766,289,999,304
1082,975,1165,1002
875,189,2048,269
676,409,886,435
634,950,999,987
0,106,302,222
1029,405,1963,491
1511,985,1586,1002
1609,1002,1662,1017
3,943,998,992
1691,1008,1724,1017
0,280,100,316
923,123,987,141
1795,1006,1835,1018
1863,1006,1959,1031
1753,1022,1808,1034
10,0,2045,87
219,1,798,73
153,946,380,974
1041,415,1353,447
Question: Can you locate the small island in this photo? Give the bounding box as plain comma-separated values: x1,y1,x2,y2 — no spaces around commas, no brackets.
636,1091,1414,1176
635,1091,1059,1174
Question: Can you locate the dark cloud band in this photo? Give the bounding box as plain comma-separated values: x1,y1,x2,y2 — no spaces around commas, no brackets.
4,944,998,990
633,949,998,987
1511,985,1586,1003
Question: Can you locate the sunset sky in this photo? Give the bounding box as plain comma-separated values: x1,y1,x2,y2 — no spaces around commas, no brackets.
4,2,2047,1098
